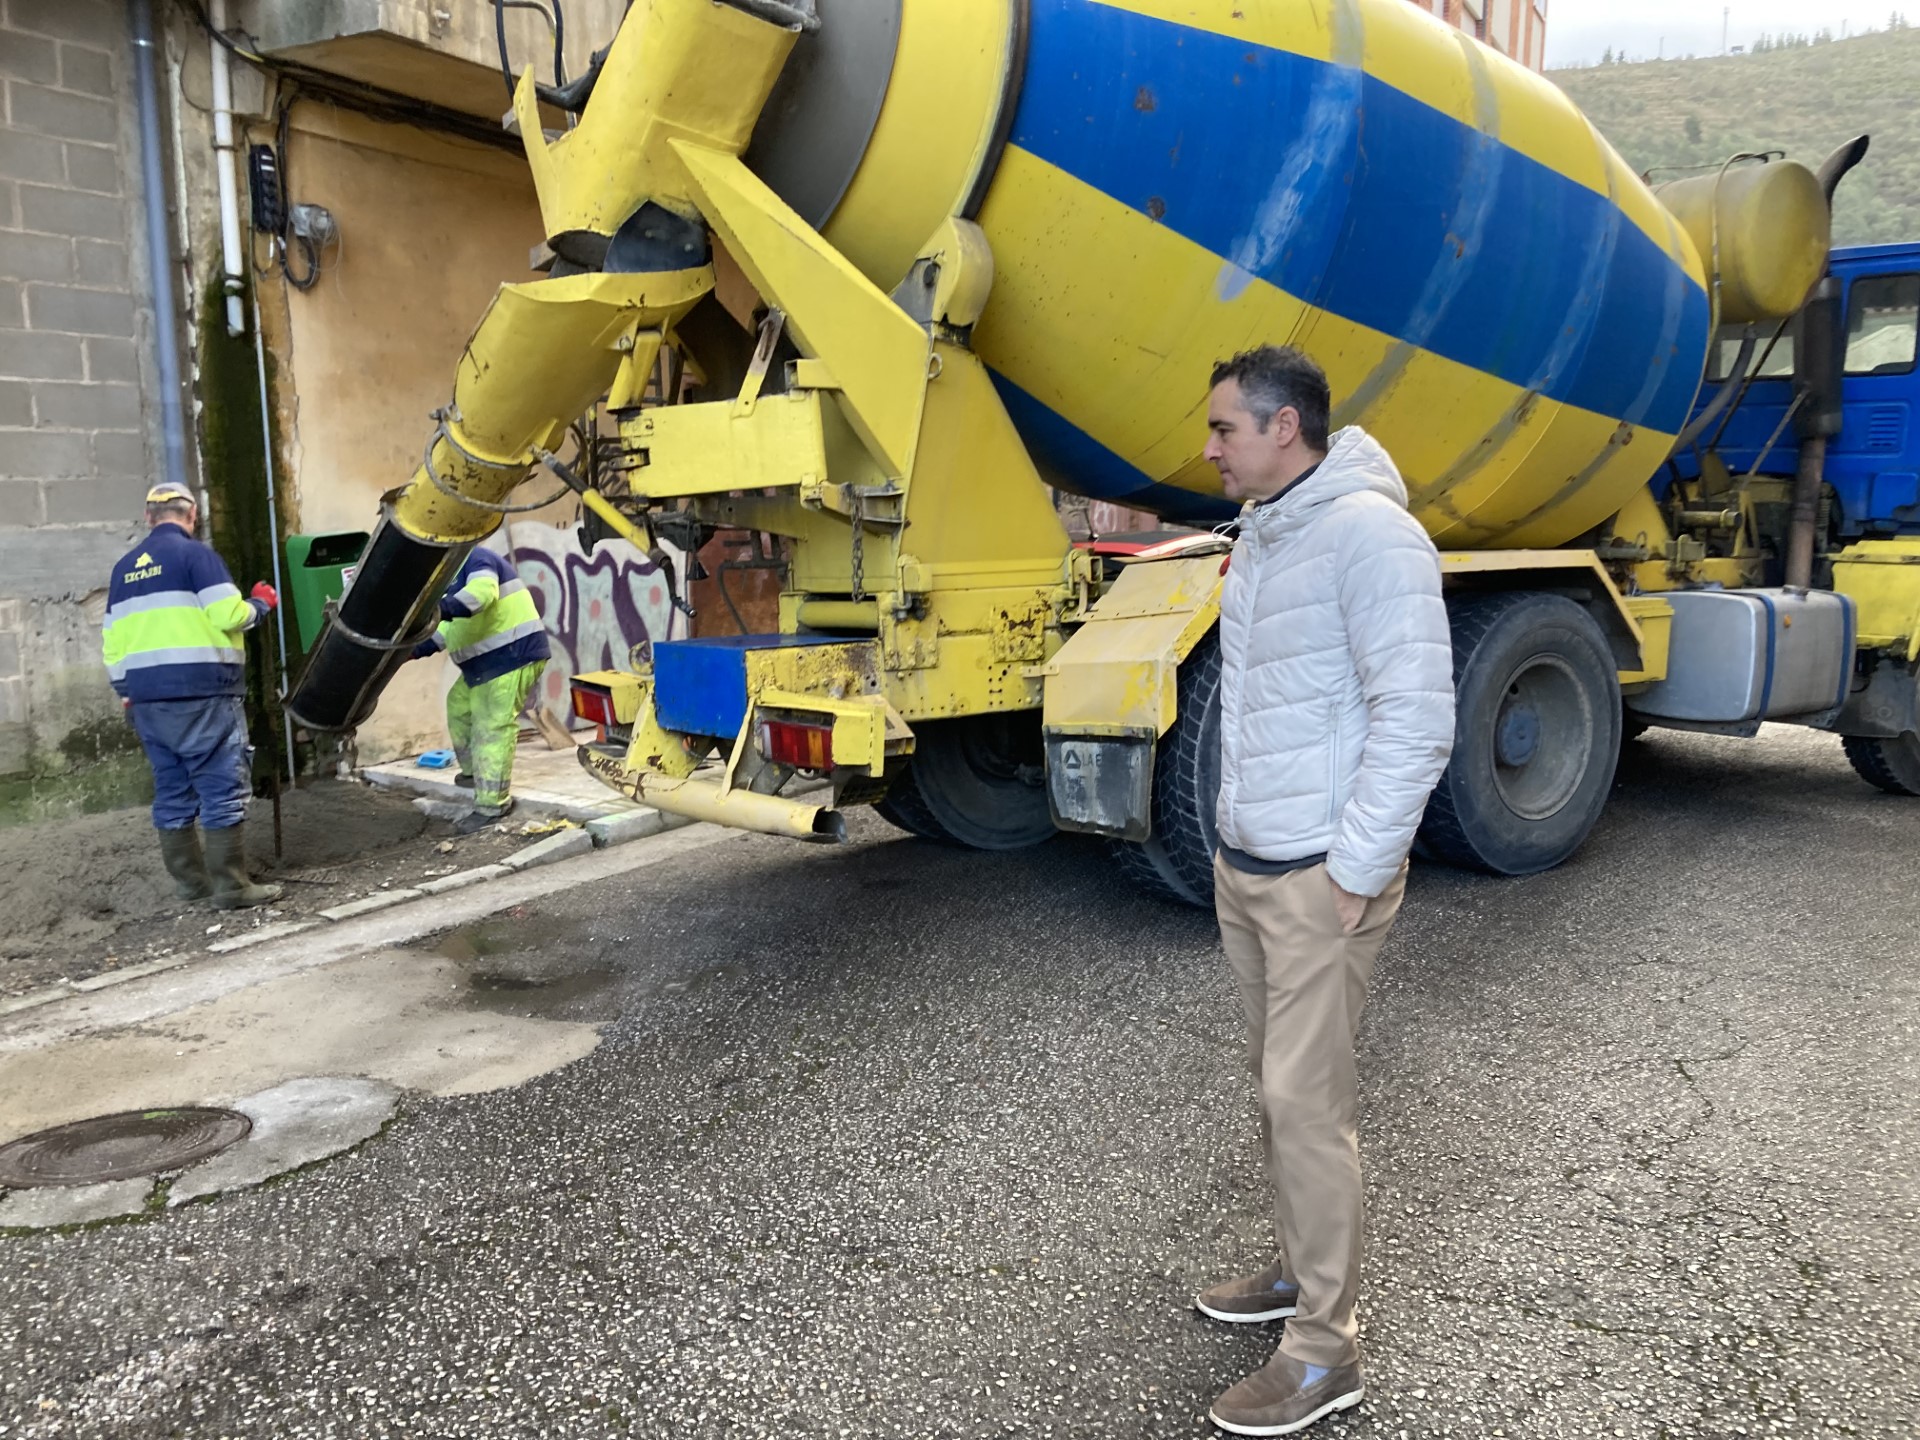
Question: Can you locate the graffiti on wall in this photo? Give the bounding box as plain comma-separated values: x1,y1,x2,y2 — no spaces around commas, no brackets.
500,520,683,722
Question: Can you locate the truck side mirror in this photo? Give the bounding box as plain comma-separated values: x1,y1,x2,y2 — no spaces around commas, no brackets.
1795,275,1845,440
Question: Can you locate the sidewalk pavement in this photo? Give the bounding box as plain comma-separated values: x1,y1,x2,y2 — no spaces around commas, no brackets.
362,728,649,827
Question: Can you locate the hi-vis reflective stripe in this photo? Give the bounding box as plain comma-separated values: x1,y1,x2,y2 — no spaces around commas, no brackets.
196,582,241,606
106,588,203,620
449,617,545,665
107,644,243,679
450,575,525,613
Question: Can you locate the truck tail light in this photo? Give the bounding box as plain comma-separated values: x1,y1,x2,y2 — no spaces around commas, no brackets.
570,683,616,729
757,718,833,770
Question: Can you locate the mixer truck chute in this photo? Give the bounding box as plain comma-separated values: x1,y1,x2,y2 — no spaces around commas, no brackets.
284,0,1920,901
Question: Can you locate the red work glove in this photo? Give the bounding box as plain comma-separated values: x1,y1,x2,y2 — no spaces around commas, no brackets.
250,581,278,609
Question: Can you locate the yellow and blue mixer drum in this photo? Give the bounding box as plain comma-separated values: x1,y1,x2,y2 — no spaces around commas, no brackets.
749,0,1713,545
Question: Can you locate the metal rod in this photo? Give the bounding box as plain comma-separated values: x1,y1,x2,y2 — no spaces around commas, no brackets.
1676,508,1743,529
1737,390,1807,482
251,287,298,783
1785,435,1827,589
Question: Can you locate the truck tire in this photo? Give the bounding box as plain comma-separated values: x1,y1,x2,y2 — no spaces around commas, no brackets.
873,763,955,842
882,713,1055,850
1842,732,1920,795
1109,633,1222,908
1421,591,1621,875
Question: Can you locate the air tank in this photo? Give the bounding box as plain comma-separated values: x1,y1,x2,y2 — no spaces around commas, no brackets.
747,0,1717,547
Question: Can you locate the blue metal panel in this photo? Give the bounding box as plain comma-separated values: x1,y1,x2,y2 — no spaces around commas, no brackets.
1677,242,1920,537
653,634,838,739
991,374,1237,524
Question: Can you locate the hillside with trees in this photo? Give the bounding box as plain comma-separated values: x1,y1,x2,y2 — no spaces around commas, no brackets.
1552,23,1920,246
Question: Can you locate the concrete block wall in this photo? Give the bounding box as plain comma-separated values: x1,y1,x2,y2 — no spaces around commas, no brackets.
0,0,160,818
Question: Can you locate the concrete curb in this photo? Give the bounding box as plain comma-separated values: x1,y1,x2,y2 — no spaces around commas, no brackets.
69,954,193,991
502,828,594,871
208,920,321,955
584,808,712,847
0,985,77,1018
416,864,510,896
318,889,423,922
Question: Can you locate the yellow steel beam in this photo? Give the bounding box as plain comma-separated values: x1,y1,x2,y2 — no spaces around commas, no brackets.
624,390,831,498
672,141,933,479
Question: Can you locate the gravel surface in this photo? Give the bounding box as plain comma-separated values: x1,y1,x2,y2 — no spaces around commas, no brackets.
0,725,1914,1438
0,781,534,997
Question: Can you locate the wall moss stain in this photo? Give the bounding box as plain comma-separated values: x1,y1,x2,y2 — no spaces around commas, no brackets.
56,713,144,767
0,753,154,827
198,283,279,610
197,282,294,783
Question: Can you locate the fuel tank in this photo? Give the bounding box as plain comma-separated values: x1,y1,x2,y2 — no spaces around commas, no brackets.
750,0,1716,547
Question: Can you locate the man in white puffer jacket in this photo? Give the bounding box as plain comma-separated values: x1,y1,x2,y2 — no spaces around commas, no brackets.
1193,347,1455,1438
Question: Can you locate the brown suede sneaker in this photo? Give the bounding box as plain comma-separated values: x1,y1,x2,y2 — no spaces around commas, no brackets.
1194,1259,1300,1323
1208,1350,1364,1436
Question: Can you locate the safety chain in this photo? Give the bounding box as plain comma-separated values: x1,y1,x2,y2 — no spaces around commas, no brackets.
421,404,573,515
849,490,865,601
322,597,439,654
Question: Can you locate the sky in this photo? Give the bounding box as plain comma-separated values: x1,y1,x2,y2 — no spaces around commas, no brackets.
1543,0,1905,66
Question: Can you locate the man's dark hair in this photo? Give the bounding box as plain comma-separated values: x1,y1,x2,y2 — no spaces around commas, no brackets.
1210,346,1331,452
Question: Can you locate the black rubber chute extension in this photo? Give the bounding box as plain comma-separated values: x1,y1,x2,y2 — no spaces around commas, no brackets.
285,520,471,733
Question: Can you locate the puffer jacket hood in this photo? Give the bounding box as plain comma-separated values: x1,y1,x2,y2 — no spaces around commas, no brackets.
1214,426,1456,896
1242,427,1410,536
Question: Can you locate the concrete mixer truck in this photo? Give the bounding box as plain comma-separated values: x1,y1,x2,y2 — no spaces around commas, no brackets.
285,0,1920,905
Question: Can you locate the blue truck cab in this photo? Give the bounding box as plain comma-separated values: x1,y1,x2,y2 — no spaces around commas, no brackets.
1675,242,1920,537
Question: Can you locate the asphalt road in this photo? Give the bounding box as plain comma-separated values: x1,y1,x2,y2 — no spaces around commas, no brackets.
2,725,1916,1439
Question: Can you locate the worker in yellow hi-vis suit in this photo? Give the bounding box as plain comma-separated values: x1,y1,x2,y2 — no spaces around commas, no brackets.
410,545,551,834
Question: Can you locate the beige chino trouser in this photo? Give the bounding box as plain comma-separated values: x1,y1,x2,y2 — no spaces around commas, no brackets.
1213,853,1408,1369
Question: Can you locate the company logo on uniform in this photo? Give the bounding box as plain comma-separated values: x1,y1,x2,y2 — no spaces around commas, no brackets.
123,555,163,583
135,553,152,566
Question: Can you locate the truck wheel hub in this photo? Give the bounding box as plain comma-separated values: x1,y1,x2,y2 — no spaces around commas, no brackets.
1495,701,1541,766
1491,655,1592,821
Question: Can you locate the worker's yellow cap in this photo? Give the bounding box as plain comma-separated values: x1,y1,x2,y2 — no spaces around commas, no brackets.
144,482,194,504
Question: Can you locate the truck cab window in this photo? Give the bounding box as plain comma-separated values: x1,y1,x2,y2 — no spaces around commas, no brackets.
1707,320,1796,383
1843,273,1920,376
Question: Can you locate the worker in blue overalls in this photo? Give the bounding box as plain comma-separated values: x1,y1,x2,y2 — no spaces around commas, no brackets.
102,482,284,909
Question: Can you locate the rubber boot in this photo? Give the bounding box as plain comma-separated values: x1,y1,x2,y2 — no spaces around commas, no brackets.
202,822,284,910
156,827,211,901
452,795,515,836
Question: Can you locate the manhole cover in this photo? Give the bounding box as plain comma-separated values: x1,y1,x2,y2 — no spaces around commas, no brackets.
0,1108,252,1188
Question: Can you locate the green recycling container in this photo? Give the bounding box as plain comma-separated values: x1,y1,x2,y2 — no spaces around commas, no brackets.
284,531,369,655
